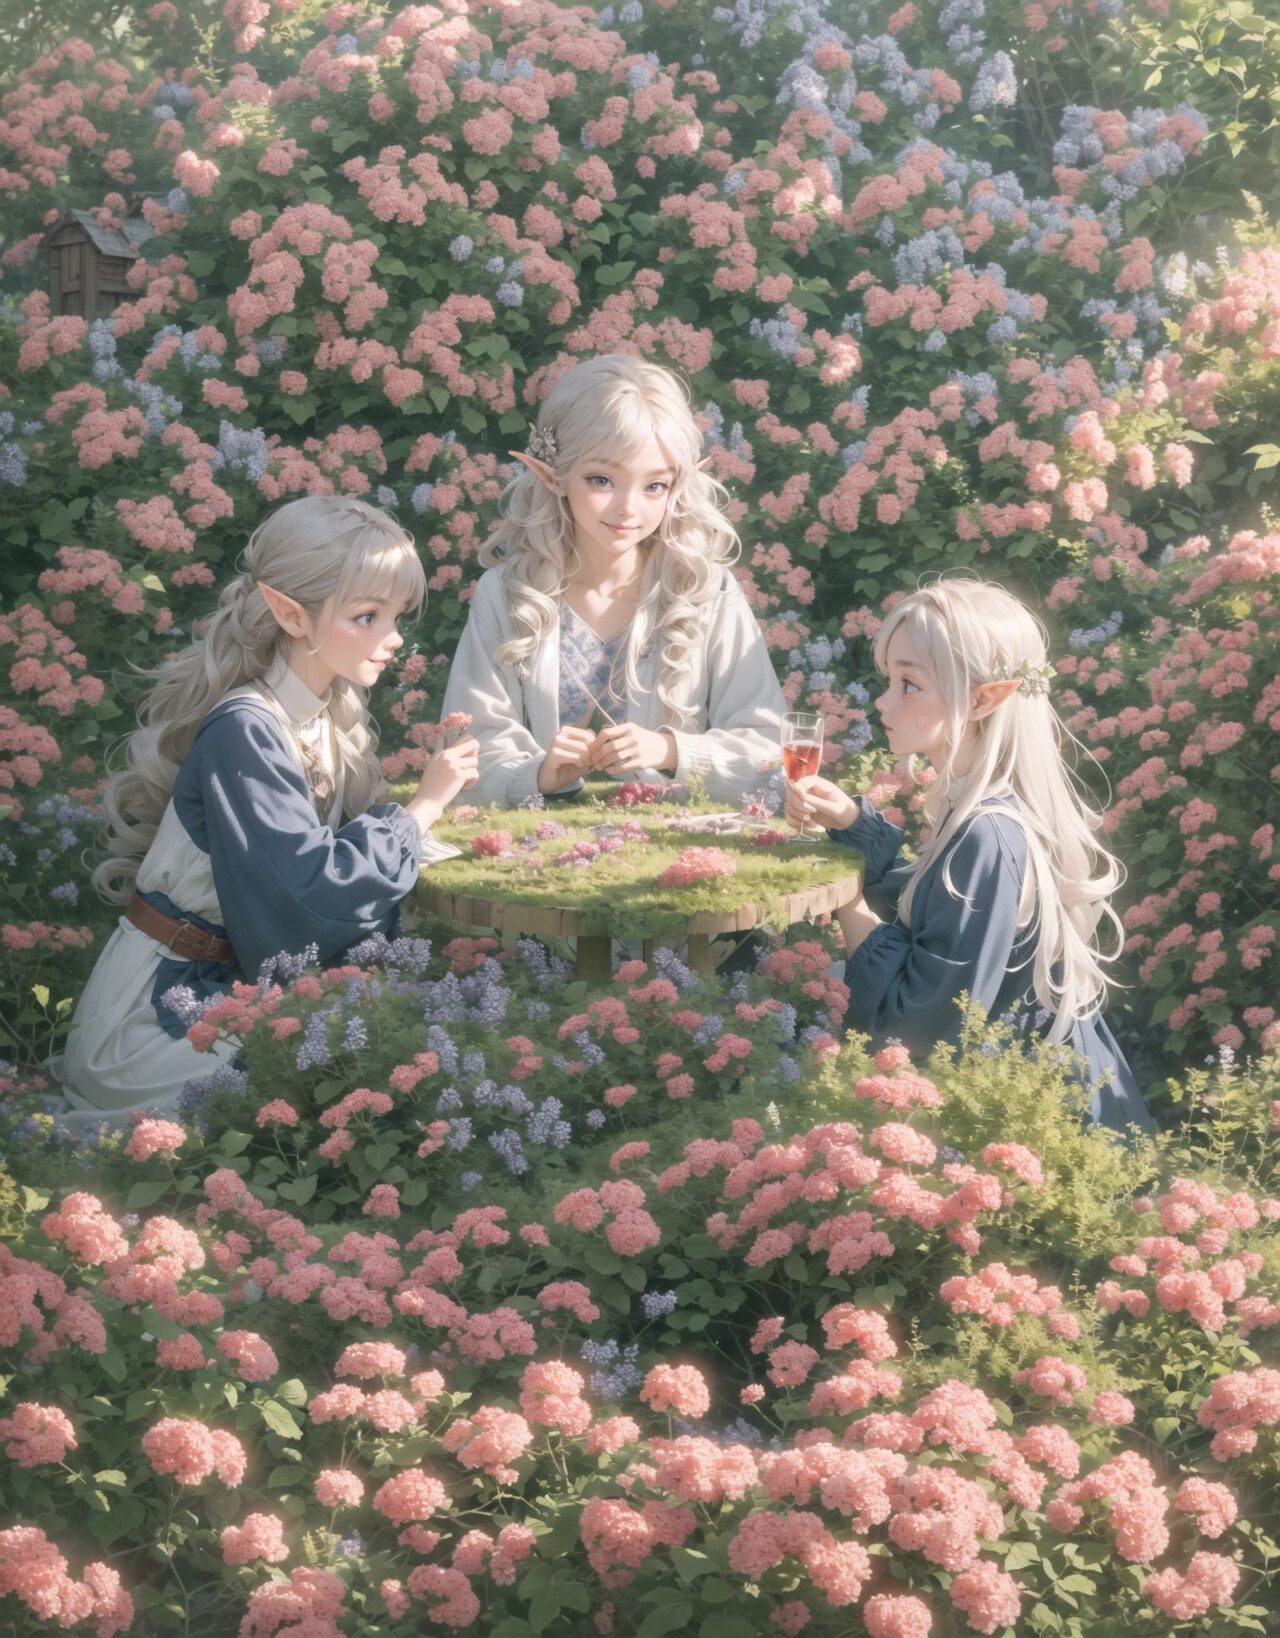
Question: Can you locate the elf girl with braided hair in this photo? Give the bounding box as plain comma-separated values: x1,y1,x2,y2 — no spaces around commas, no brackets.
785,577,1155,1134
441,353,785,806
56,495,478,1132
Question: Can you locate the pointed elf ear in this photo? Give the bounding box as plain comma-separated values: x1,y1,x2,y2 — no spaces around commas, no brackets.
969,678,1021,721
507,451,561,494
257,580,310,639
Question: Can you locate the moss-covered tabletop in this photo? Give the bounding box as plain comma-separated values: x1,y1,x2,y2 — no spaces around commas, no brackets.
407,787,863,978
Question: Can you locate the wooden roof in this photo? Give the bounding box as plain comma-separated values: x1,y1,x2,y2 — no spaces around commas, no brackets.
43,209,156,259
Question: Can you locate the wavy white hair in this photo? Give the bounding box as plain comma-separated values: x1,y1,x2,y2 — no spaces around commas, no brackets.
876,577,1124,1042
94,496,425,903
480,353,738,726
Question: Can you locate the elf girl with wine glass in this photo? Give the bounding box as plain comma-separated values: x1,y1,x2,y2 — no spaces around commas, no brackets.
440,353,785,806
55,496,478,1133
785,577,1155,1135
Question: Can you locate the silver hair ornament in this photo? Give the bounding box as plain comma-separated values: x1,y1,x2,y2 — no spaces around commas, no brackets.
991,658,1056,697
526,425,558,464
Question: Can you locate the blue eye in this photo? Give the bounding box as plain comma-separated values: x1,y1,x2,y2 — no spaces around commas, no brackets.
587,475,612,488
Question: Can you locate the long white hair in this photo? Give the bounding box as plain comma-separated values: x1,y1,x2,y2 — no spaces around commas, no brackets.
876,577,1124,1042
94,495,425,903
480,353,738,726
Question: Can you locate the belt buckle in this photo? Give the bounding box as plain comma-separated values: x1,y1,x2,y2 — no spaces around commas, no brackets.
167,920,208,963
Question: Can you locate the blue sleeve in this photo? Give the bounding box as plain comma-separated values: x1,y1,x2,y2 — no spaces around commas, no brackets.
178,702,422,979
827,795,909,919
844,813,1026,1053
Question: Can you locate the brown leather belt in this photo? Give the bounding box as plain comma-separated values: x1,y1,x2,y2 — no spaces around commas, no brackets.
126,893,236,965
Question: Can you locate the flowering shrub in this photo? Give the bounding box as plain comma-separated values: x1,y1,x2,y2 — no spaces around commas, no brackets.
27,929,846,1209
2,1018,1278,1635
1012,522,1280,1069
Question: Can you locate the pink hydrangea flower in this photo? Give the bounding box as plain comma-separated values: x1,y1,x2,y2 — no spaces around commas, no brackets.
221,1513,288,1566
315,1470,364,1508
372,1469,447,1524
216,1330,279,1383
656,846,738,889
0,1402,76,1467
123,1117,187,1161
641,1363,711,1419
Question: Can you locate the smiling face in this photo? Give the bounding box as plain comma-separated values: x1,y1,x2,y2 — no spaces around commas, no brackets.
875,625,953,767
562,434,676,565
294,591,411,695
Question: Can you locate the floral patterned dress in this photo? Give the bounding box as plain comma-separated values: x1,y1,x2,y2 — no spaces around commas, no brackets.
558,604,628,728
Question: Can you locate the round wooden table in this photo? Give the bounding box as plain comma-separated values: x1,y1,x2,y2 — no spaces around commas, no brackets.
416,871,863,980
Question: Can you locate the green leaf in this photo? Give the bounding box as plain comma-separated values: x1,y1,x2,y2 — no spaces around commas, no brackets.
277,1175,317,1206
259,1399,303,1440
700,1617,748,1638
221,1130,253,1157
671,1548,713,1582
1151,1415,1180,1444
275,1379,308,1408
88,1496,144,1545
99,1346,128,1385
126,1180,172,1210
638,1605,693,1638
527,1590,562,1634
281,396,318,426
185,250,216,278
20,1186,51,1215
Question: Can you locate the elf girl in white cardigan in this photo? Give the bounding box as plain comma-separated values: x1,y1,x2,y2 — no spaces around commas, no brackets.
441,354,785,807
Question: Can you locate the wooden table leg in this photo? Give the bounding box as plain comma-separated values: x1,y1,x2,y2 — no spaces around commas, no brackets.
686,933,715,977
575,935,612,981
641,938,655,967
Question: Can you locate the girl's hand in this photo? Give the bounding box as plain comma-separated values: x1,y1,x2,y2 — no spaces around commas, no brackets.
784,775,859,833
538,726,597,793
407,737,480,831
589,723,676,777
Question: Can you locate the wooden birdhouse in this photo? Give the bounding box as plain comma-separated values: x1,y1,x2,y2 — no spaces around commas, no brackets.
41,205,156,320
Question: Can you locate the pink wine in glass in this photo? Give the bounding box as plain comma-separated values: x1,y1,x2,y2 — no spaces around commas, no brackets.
782,742,821,783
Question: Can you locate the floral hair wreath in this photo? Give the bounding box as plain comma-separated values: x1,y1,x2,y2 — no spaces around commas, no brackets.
990,657,1056,698
526,425,558,464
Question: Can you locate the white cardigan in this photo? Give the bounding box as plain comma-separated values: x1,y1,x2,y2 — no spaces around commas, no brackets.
441,563,786,807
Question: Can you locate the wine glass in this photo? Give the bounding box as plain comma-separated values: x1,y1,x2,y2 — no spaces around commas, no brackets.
781,712,824,840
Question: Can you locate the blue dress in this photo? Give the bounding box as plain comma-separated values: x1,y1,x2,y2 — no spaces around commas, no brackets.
57,658,421,1130
829,796,1156,1134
